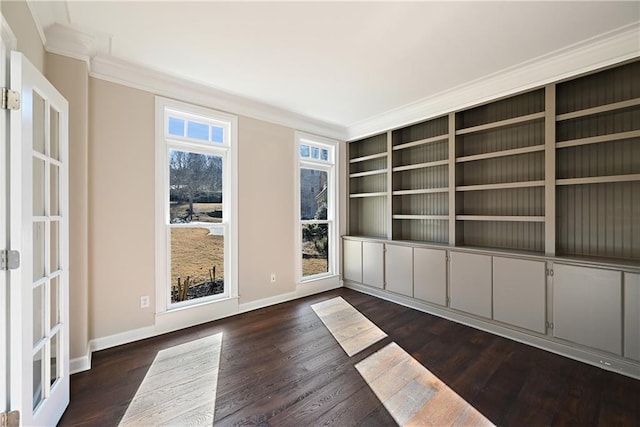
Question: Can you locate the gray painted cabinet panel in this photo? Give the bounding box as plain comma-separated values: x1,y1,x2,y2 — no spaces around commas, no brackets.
413,248,447,306
385,245,413,297
624,272,640,361
450,252,492,318
362,241,384,289
553,264,622,355
343,240,362,283
493,257,546,334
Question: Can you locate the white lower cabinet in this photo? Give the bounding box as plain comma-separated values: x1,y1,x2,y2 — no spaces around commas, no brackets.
624,272,640,361
385,244,413,297
450,252,492,318
553,263,622,355
493,257,546,334
343,240,362,283
413,247,447,306
362,241,384,289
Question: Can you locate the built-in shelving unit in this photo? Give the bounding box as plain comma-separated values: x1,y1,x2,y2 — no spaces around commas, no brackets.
348,133,388,238
346,59,639,259
555,60,640,260
391,116,449,242
454,88,546,252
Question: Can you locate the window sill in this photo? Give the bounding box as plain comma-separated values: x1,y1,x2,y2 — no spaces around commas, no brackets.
155,296,239,335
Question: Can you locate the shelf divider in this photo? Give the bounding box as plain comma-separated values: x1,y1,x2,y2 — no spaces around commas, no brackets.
556,174,640,186
392,159,448,172
349,169,387,178
556,97,640,121
456,112,545,136
556,130,640,149
456,215,546,222
456,145,544,163
456,180,545,192
349,152,387,164
349,192,387,198
392,134,448,151
392,214,449,220
392,188,449,196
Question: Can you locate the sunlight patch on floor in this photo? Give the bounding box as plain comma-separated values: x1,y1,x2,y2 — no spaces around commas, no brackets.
356,342,494,426
311,296,387,356
118,333,223,426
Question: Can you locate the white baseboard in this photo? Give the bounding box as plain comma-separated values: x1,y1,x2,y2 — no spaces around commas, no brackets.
83,282,344,371
69,349,91,375
345,281,640,380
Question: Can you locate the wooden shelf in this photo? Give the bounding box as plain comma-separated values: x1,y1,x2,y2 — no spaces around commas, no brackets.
392,188,449,196
456,215,545,222
556,98,640,121
392,134,448,151
556,174,640,186
392,159,448,172
456,112,545,136
456,145,544,163
349,192,387,198
349,152,387,164
349,169,387,178
393,214,449,220
556,130,640,149
456,180,545,192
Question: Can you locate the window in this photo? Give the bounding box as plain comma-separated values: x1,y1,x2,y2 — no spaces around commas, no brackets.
297,133,337,281
156,98,237,311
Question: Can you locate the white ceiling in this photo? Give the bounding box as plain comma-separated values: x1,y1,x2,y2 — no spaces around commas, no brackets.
31,1,640,132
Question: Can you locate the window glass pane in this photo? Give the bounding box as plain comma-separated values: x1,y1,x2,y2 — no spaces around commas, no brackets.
50,107,60,160
33,222,46,281
302,223,329,277
211,126,224,143
33,158,45,216
168,117,185,136
33,91,45,154
311,147,319,159
33,347,44,410
187,121,209,140
50,164,59,216
321,149,329,161
50,220,59,273
50,276,60,327
50,332,60,386
300,168,328,220
33,283,45,346
171,227,224,303
300,144,310,158
169,150,223,224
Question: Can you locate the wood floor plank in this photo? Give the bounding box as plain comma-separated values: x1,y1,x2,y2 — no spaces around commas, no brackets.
58,288,640,427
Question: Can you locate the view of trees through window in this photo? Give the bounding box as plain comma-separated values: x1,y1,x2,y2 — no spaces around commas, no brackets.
169,150,224,303
300,168,329,277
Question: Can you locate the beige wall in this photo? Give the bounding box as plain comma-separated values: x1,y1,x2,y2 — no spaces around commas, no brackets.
88,78,156,339
1,0,44,72
87,78,309,339
238,117,297,304
45,53,90,360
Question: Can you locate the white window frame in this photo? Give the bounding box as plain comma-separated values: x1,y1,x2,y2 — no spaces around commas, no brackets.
296,132,338,283
155,97,238,314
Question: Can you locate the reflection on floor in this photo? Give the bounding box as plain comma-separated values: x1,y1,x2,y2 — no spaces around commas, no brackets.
311,296,387,356
118,333,222,426
356,342,493,426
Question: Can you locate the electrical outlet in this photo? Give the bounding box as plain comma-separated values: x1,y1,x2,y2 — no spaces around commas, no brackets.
270,273,276,283
140,295,150,308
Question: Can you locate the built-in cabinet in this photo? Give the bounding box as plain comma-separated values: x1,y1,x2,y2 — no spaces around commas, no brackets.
552,264,622,355
449,252,492,318
344,60,640,378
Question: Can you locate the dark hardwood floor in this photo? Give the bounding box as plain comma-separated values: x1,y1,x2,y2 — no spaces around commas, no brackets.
58,288,640,426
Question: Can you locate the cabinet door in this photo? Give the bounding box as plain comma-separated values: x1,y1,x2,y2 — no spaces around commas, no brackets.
493,257,546,334
553,264,622,355
625,272,640,361
450,252,492,318
362,241,384,289
414,248,447,306
385,245,413,297
343,240,362,283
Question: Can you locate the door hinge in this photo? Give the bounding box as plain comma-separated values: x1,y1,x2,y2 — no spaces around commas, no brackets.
1,250,20,270
0,410,20,427
545,321,554,330
1,87,20,110
546,268,554,277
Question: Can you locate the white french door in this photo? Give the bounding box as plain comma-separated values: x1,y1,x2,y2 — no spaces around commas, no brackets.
8,51,69,426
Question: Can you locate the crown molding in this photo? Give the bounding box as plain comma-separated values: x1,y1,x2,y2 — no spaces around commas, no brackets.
89,55,347,140
346,22,640,141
